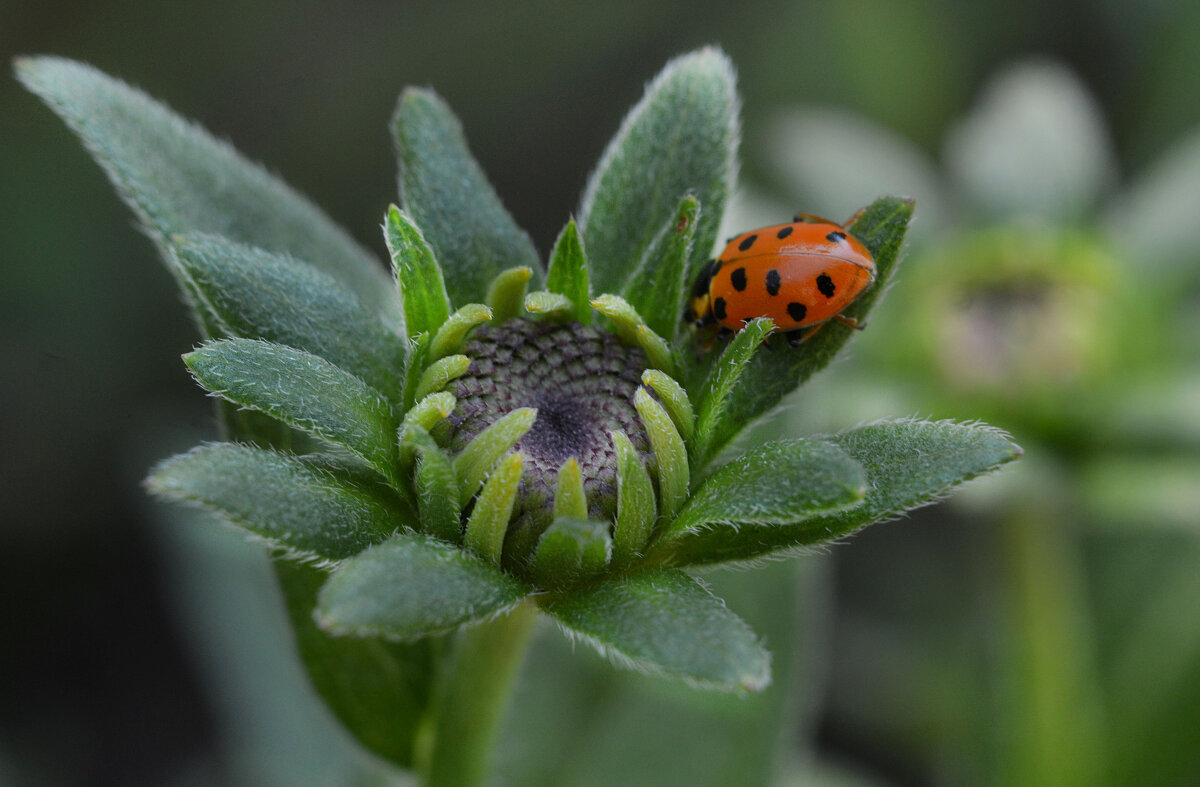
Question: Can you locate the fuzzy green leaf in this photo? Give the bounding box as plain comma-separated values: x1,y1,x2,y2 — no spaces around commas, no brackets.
146,443,406,560
621,194,700,340
16,57,398,325
316,533,531,639
687,196,914,464
579,48,738,295
185,339,399,484
531,518,611,589
690,317,774,470
392,88,539,305
385,205,451,339
546,220,592,324
172,233,406,404
542,569,770,692
274,561,434,768
647,439,867,565
669,418,1022,567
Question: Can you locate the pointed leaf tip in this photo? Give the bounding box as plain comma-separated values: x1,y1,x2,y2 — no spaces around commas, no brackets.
580,48,738,296
392,87,539,306
18,56,398,323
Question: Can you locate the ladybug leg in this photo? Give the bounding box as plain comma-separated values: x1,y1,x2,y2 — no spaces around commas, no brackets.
786,324,826,347
793,212,840,225
833,314,866,331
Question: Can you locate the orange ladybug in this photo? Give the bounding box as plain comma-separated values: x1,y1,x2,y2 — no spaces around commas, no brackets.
686,212,875,345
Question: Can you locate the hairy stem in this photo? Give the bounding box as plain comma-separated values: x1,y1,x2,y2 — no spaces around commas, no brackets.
419,600,539,787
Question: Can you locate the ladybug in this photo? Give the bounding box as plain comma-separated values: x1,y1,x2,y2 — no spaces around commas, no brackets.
686,212,875,346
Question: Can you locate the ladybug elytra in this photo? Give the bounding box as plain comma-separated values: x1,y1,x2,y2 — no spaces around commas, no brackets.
686,212,875,345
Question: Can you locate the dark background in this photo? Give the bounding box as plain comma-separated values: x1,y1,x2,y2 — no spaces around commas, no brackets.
4,1,1200,784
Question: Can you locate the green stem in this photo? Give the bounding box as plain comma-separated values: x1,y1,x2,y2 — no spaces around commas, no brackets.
419,599,540,787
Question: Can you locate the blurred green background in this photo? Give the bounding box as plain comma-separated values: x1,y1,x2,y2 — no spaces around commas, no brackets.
4,1,1200,784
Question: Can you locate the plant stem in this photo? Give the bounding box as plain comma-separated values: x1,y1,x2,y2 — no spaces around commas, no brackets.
419,599,539,787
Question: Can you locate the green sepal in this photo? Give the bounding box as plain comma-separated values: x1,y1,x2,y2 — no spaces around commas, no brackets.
579,48,738,295
641,369,695,442
621,194,700,340
635,387,689,520
399,424,462,544
646,439,867,566
486,267,534,323
391,87,540,306
402,391,457,433
553,458,589,520
316,532,531,639
16,57,399,326
431,303,493,360
185,339,400,486
171,233,407,405
545,220,592,324
415,354,471,400
463,452,525,565
385,205,451,339
524,291,576,319
146,443,408,561
531,518,612,589
541,568,770,692
690,318,774,470
591,294,678,376
667,418,1022,567
610,430,657,569
454,408,538,505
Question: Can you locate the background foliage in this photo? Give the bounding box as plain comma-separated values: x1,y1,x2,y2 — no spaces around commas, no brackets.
3,1,1199,784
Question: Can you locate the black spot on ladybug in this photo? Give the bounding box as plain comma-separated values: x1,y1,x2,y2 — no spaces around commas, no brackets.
765,269,782,296
776,226,794,240
826,230,847,243
711,259,723,276
712,297,727,321
816,274,836,298
691,260,715,299
738,234,757,252
787,302,807,322
730,267,748,291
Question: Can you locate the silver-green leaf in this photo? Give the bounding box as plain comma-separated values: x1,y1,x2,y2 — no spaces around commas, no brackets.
146,443,405,560
16,56,398,324
185,339,398,484
579,47,738,295
316,534,531,640
392,88,540,305
670,418,1022,567
647,439,866,565
542,568,770,692
172,233,407,404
